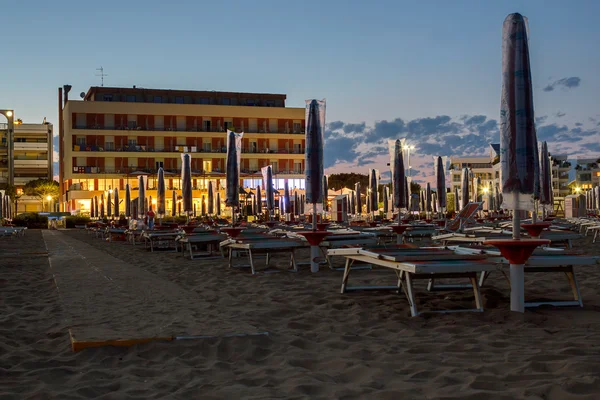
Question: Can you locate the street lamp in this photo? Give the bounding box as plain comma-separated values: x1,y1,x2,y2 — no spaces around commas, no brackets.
403,144,415,180
0,109,15,186
46,195,53,212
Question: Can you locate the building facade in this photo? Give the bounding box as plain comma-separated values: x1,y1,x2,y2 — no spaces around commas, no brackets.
550,154,570,198
574,157,600,190
1,120,53,213
449,145,500,194
60,86,306,214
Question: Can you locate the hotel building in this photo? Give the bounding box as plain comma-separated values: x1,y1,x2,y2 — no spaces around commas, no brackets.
449,144,501,197
574,157,600,190
60,86,306,214
1,120,54,213
550,154,571,198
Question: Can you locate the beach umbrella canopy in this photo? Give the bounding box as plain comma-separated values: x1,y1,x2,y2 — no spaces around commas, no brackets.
432,192,438,213
256,185,262,216
172,190,177,217
500,13,539,214
262,166,274,213
389,139,407,211
284,180,291,214
157,168,166,218
94,196,99,218
100,193,105,218
404,177,410,211
355,183,362,215
0,194,3,220
201,195,206,215
305,99,326,235
595,186,600,211
107,191,112,217
426,183,432,212
181,154,193,214
368,169,379,214
322,176,329,211
138,175,146,218
539,142,552,207
225,130,243,211
435,156,447,210
114,188,120,217
460,168,470,208
208,181,215,215
383,186,389,214
473,177,481,203
454,187,460,212
193,202,197,218
216,192,221,216
125,184,131,218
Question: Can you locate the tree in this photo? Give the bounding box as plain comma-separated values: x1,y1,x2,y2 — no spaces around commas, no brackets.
327,173,368,193
410,181,422,194
23,179,59,211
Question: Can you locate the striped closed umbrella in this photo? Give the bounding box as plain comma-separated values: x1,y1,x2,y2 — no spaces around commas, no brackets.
157,168,166,218
138,175,146,218
114,188,120,217
208,181,215,215
225,130,243,221
305,99,326,232
181,154,192,216
125,184,131,218
436,156,447,212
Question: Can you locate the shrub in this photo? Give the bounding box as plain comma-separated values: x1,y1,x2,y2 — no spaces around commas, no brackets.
65,215,91,228
12,213,49,229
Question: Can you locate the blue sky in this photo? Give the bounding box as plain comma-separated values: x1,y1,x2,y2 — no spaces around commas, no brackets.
2,0,599,182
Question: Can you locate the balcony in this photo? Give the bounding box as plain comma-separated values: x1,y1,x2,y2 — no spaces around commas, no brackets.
70,166,305,176
73,125,305,134
72,145,305,155
14,142,49,151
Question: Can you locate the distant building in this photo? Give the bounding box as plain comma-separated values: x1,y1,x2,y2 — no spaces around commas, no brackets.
550,154,570,198
1,120,53,213
59,86,306,214
449,144,500,201
574,157,600,190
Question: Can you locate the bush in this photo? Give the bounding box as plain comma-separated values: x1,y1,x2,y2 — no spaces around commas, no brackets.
12,213,48,229
65,215,91,228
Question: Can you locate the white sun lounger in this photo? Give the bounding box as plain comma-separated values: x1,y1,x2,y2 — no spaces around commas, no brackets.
178,233,227,259
328,247,498,317
225,239,307,274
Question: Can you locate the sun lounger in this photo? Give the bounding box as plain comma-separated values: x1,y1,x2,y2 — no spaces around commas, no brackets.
444,202,483,232
178,232,227,259
225,238,307,274
452,245,600,308
141,231,180,252
107,227,127,242
328,247,498,316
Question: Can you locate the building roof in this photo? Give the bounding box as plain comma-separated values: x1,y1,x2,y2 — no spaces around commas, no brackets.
84,86,287,102
490,143,500,156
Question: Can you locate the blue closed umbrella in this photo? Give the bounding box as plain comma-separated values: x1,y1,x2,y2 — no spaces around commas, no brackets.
305,99,326,231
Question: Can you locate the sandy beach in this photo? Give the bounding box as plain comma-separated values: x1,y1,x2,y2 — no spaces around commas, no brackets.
2,229,600,399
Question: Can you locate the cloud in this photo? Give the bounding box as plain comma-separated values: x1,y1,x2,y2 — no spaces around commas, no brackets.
343,122,366,134
575,122,583,127
543,77,581,92
364,118,405,143
536,116,548,125
464,115,486,126
324,136,360,168
328,121,344,131
554,111,566,118
536,124,569,141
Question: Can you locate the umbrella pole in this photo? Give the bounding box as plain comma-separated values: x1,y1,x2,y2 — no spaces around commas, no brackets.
511,192,525,313
310,202,320,273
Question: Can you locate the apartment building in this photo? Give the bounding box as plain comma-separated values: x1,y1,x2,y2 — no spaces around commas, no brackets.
60,86,306,214
449,144,500,194
550,154,571,198
1,119,53,213
574,157,600,190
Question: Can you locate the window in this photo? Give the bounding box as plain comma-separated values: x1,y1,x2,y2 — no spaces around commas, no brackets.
155,161,164,170
175,96,184,104
221,98,231,105
105,141,114,151
199,98,209,104
246,99,255,106
293,122,302,133
293,143,302,154
223,121,233,131
202,160,212,172
203,120,211,132
128,138,137,147
154,96,163,103
127,115,137,129
294,162,302,173
265,100,275,107
103,94,113,102
202,142,212,152
76,137,86,147
271,161,278,173
250,141,257,153
154,116,164,130
127,95,136,102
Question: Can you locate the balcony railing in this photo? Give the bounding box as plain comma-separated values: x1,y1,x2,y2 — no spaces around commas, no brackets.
70,166,304,176
73,125,305,134
73,145,306,154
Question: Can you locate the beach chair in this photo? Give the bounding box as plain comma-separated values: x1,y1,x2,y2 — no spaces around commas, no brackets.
444,202,484,232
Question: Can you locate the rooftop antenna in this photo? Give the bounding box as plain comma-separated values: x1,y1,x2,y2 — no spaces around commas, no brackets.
96,66,108,87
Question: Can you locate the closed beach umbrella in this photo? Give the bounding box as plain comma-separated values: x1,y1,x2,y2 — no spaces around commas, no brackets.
539,142,552,215
283,180,291,215
426,183,432,213
595,186,599,212
207,181,214,215
436,156,447,212
0,194,3,220
94,196,99,219
89,196,94,219
404,177,410,211
262,165,274,218
193,202,197,218
107,191,112,217
383,186,389,214
256,185,262,216
432,192,438,214
355,182,362,215
454,187,460,212
225,130,243,221
181,154,192,215
294,191,299,216
305,99,326,234
114,188,120,217
473,177,481,203
172,190,177,217
201,195,206,215
125,184,131,218
461,168,470,209
389,139,406,220
138,175,146,219
157,168,166,218
369,169,379,215
216,192,221,216
322,175,329,212
100,193,105,219
499,12,540,312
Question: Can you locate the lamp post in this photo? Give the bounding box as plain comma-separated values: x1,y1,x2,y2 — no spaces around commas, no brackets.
46,195,53,212
0,110,15,187
403,144,415,180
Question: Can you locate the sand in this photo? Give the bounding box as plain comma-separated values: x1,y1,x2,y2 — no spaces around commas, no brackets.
2,229,600,399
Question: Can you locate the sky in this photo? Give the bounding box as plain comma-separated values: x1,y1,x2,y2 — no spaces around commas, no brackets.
2,0,599,184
